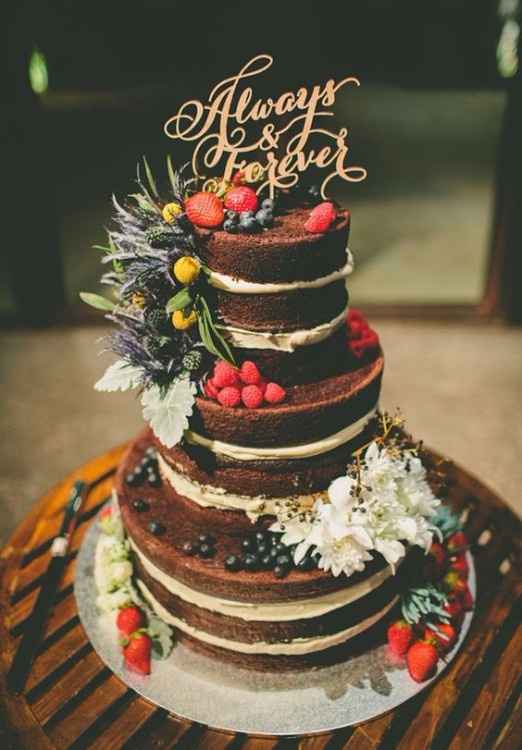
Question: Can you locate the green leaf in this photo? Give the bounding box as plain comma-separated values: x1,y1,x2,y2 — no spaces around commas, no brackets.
196,296,236,365
166,155,177,196
79,292,116,311
142,156,159,199
166,288,192,314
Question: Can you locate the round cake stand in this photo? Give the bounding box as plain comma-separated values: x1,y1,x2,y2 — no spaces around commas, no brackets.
0,442,520,749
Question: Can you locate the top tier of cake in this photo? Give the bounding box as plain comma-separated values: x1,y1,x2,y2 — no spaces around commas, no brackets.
197,207,353,385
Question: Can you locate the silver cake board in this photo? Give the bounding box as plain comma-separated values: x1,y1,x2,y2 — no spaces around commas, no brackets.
74,513,475,736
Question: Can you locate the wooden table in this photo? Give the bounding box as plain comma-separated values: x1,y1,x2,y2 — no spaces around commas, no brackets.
1,444,520,750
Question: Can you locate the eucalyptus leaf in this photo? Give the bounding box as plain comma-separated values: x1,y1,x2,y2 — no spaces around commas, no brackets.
166,287,192,314
79,292,116,311
196,296,235,365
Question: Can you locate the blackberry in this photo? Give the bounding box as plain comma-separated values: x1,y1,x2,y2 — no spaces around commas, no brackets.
182,350,204,372
225,555,242,572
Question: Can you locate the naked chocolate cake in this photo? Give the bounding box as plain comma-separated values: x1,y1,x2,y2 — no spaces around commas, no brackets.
82,156,455,677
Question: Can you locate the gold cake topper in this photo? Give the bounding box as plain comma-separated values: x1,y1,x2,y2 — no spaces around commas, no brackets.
164,54,367,199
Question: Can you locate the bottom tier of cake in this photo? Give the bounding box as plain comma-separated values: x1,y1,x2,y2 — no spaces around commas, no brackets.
116,432,410,671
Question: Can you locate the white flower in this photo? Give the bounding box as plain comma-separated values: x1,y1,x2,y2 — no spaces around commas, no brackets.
272,439,441,579
108,560,133,589
95,359,143,392
141,378,196,448
96,587,132,613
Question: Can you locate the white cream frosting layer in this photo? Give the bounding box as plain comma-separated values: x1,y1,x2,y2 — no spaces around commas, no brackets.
208,249,354,294
137,580,398,655
130,537,395,622
219,306,348,353
185,406,377,462
157,453,321,517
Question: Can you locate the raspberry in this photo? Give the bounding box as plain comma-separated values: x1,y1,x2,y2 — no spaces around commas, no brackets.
264,382,286,404
239,360,261,385
213,361,239,388
224,186,259,214
185,191,224,228
304,202,337,233
217,386,241,408
347,319,365,340
241,384,264,409
348,308,366,324
258,378,267,395
204,378,220,400
350,327,379,357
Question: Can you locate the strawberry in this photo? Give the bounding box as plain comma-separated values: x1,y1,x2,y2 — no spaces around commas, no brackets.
443,595,464,628
239,360,262,385
447,530,468,553
224,186,259,213
387,619,413,656
204,378,220,400
123,632,151,675
406,640,439,682
185,192,224,229
232,170,245,186
304,202,337,233
424,622,457,653
217,386,241,408
213,361,239,388
241,384,264,409
450,554,469,579
117,606,145,637
264,382,286,404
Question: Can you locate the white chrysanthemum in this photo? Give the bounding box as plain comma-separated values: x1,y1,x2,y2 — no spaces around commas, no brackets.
141,378,196,448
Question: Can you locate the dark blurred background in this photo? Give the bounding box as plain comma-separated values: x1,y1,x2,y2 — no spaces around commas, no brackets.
4,0,520,323
3,1,522,543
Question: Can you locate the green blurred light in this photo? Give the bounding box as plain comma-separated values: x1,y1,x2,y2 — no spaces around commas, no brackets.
28,48,49,94
497,19,519,78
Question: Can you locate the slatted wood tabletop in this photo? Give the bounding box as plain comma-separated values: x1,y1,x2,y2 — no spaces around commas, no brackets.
0,443,520,750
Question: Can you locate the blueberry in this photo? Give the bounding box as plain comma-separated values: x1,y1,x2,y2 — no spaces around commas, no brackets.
242,538,255,552
276,554,292,568
243,553,259,571
274,564,290,579
226,210,239,221
261,554,274,569
147,473,162,488
275,542,286,554
262,198,275,211
307,185,321,201
125,471,142,487
257,542,269,556
148,521,165,536
225,554,242,572
223,218,238,233
269,547,279,560
256,209,273,228
145,446,157,458
269,534,281,546
240,210,255,219
199,533,215,545
239,216,260,234
182,541,198,555
199,543,216,559
132,498,149,512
